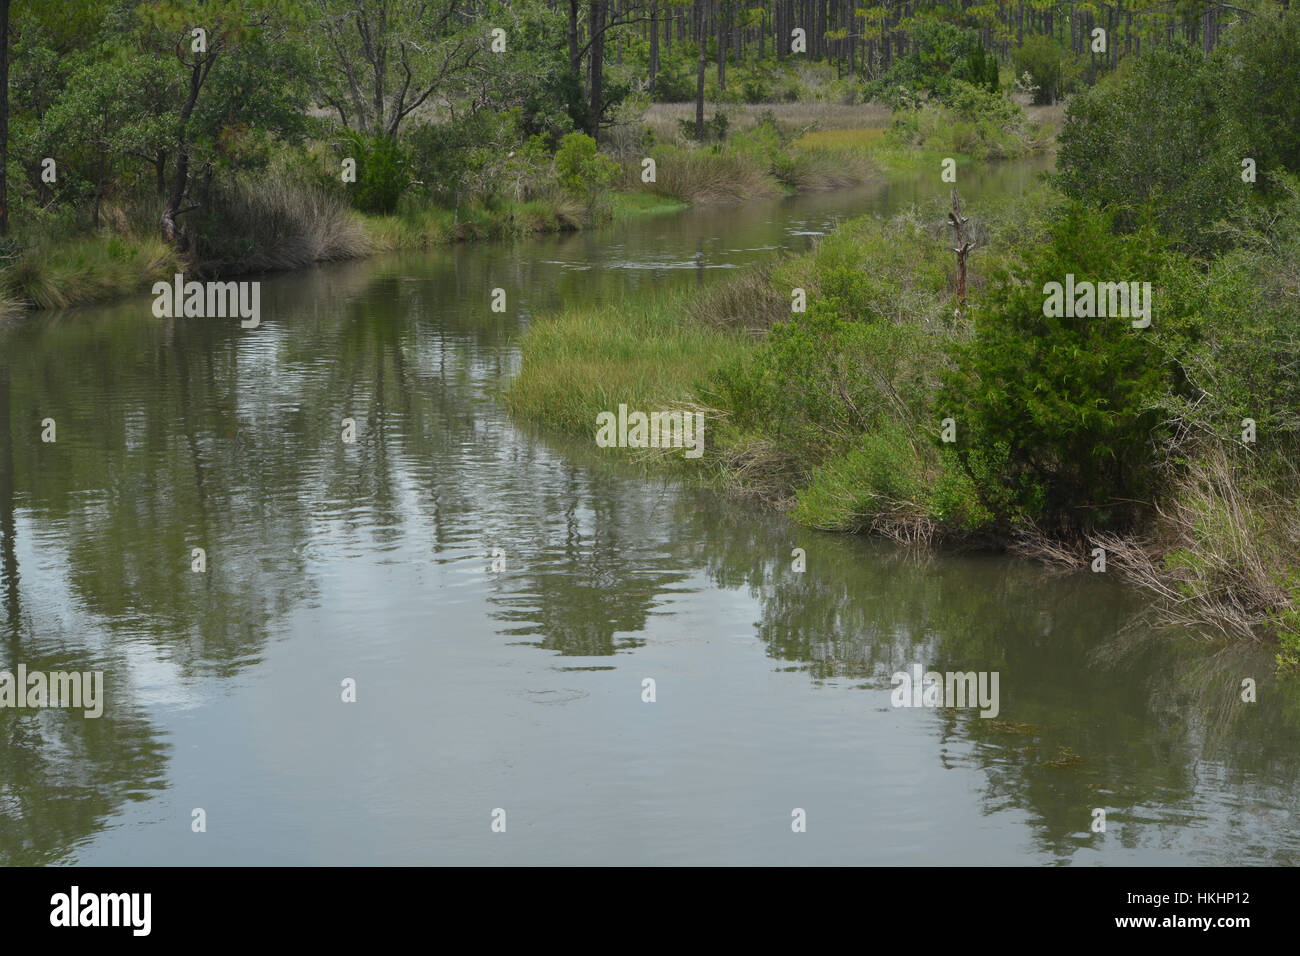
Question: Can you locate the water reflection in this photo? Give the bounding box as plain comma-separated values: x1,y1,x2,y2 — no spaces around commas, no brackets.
1,154,1296,864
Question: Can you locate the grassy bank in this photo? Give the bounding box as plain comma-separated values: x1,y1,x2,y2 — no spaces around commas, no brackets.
3,69,1061,316
505,179,1300,667
0,234,184,314
505,291,750,440
0,107,883,315
509,14,1300,664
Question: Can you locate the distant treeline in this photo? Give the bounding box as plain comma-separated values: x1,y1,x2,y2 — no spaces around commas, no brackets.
0,1,1287,247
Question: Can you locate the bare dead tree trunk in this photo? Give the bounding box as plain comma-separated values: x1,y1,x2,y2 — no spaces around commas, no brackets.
948,188,973,315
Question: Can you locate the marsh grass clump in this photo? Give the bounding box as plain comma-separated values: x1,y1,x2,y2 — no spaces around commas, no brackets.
194,171,371,275
640,145,780,204
0,234,182,310
690,262,789,334
503,291,748,441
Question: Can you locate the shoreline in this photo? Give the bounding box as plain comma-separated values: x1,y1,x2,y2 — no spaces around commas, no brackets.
503,156,1297,662
0,113,898,319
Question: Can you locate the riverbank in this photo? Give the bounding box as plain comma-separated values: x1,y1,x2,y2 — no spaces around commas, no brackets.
0,186,686,316
0,102,915,317
2,87,1062,317
505,177,1300,667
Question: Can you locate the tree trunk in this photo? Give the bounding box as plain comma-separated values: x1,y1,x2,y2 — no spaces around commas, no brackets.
589,1,606,138
0,0,9,237
568,1,581,77
161,51,214,250
695,0,706,141
649,2,659,96
717,0,727,90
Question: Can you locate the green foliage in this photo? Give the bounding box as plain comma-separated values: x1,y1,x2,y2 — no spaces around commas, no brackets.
1012,35,1061,105
35,48,173,217
341,130,410,215
791,421,925,530
496,1,586,139
863,19,981,101
677,111,730,143
704,210,952,474
961,45,1000,95
1162,174,1300,443
886,83,1048,160
407,111,525,208
943,204,1180,531
1057,43,1247,252
651,49,700,103
1216,6,1300,186
554,132,620,214
1275,593,1300,672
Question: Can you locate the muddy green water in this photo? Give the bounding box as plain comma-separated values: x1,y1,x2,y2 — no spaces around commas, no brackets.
1,158,1297,865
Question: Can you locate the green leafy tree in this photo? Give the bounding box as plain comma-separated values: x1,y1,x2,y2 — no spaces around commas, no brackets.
40,49,175,226
1216,5,1300,184
1012,34,1060,105
554,130,618,215
308,0,483,139
136,0,309,247
1057,43,1247,252
942,204,1183,532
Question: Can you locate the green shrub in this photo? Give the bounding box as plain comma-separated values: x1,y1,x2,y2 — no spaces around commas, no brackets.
1217,6,1300,183
1013,35,1061,104
554,132,620,216
960,45,1000,94
864,20,981,102
340,130,410,215
1057,44,1248,252
942,203,1183,531
742,78,770,103
886,85,1047,160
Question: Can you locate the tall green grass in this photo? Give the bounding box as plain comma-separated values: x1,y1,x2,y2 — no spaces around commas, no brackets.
504,291,749,441
365,196,586,251
0,234,182,310
196,170,370,274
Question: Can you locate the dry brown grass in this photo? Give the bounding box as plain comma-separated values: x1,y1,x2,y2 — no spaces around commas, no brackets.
711,432,802,510
641,101,892,146
690,262,790,334
1011,441,1300,640
776,147,877,191
641,149,780,204
0,291,23,320
199,171,371,274
1006,523,1091,574
1094,445,1299,640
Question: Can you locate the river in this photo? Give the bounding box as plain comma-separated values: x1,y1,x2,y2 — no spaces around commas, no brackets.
1,156,1297,865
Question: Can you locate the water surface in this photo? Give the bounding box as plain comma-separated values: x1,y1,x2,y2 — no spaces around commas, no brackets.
2,157,1297,865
